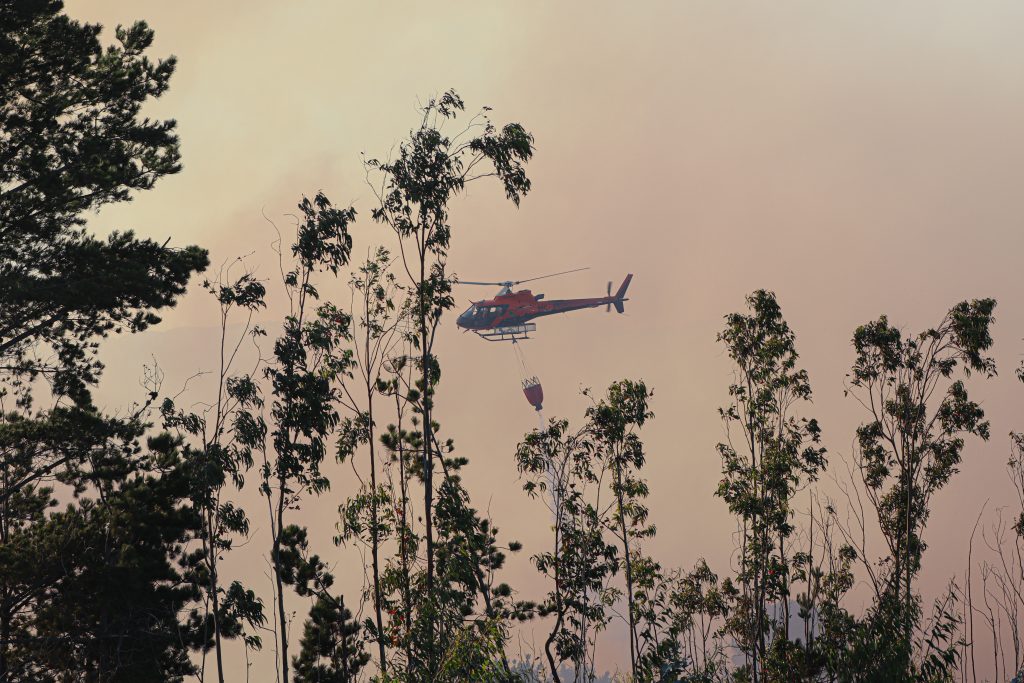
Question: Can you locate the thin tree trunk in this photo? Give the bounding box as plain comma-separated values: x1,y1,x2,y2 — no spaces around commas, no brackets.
1,522,8,680
276,480,290,683
417,248,436,674
1,462,9,682
395,390,414,670
209,508,226,683
368,427,386,673
747,374,761,683
546,551,564,683
614,465,638,677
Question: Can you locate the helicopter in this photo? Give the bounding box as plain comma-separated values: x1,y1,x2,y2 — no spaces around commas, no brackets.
456,267,632,342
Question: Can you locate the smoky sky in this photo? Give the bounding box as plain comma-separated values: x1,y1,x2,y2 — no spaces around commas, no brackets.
68,1,1024,677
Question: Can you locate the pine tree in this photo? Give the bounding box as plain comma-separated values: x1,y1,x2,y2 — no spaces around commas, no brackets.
1,3,206,679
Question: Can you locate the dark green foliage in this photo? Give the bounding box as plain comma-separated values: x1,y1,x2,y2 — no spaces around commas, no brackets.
293,595,370,683
367,89,533,677
587,380,655,679
517,416,618,683
261,192,356,683
161,266,268,681
716,290,827,681
0,0,207,402
0,4,208,681
1,424,207,682
276,525,370,682
846,298,995,678
264,193,354,497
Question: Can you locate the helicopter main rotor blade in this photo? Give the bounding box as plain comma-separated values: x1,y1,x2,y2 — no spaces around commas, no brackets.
512,267,590,286
457,267,588,288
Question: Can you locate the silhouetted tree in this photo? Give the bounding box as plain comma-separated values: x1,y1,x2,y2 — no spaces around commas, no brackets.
716,290,827,682
0,3,207,680
0,0,206,402
587,379,655,678
275,525,370,682
293,595,369,683
843,298,995,679
160,264,268,682
335,246,407,674
366,89,533,676
516,407,619,683
260,192,355,683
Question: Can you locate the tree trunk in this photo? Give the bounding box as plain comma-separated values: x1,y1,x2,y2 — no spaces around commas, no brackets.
276,482,290,683
209,508,226,683
615,465,638,677
418,251,436,674
367,392,387,673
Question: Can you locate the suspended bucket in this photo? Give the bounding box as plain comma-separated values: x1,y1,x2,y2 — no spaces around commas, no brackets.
522,376,544,412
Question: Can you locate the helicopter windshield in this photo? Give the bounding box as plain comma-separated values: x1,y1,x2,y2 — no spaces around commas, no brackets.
457,302,508,329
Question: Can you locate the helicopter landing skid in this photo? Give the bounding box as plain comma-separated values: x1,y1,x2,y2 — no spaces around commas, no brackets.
474,323,536,342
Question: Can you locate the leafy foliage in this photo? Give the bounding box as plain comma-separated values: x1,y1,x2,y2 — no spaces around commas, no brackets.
0,0,207,402
716,290,827,681
261,192,356,683
366,89,534,678
845,298,995,678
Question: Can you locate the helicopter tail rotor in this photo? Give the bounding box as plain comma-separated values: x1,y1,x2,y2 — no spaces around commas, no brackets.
606,281,612,312
612,274,632,314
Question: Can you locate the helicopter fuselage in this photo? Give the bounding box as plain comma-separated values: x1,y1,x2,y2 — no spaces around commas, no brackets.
456,274,632,332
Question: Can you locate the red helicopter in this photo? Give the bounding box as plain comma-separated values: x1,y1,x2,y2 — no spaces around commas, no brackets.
456,268,633,342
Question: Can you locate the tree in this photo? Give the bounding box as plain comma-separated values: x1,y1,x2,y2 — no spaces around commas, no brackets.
276,525,370,683
970,357,1024,682
366,88,533,674
716,290,827,682
516,417,618,683
1,4,207,679
586,379,655,679
633,559,730,682
334,246,408,674
160,263,268,683
0,0,206,401
0,421,212,681
261,192,355,683
844,298,995,678
293,595,369,683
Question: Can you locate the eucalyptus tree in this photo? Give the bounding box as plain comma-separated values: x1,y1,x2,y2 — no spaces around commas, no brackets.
366,89,533,671
334,246,408,673
260,192,355,683
631,559,731,682
159,264,268,682
377,354,420,670
716,290,827,682
586,379,655,679
371,401,530,679
516,417,618,683
845,298,996,678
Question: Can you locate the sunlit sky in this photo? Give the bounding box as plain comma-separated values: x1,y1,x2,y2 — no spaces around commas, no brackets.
66,1,1024,678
